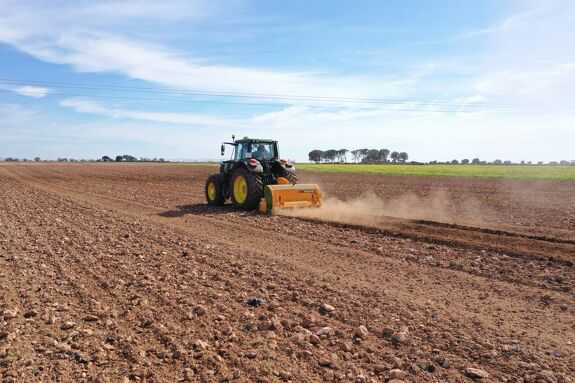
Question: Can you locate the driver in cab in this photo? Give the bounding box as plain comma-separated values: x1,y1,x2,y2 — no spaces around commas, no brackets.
253,144,270,161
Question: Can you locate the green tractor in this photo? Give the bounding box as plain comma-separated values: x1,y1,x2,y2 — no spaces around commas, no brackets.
205,136,299,211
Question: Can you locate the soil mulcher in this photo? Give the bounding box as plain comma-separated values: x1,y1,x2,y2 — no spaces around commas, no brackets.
205,135,322,213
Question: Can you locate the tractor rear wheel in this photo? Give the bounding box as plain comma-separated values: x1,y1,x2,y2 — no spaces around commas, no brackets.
230,168,263,210
205,174,225,206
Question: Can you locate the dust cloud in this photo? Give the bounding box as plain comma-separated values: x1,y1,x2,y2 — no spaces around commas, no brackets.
276,190,484,227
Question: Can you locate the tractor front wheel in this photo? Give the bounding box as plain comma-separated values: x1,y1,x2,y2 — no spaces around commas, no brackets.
205,174,225,206
230,168,263,210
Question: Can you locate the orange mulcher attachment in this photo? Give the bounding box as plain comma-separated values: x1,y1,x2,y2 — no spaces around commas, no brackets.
259,177,322,214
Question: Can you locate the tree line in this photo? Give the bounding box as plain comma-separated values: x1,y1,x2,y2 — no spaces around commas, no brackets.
3,155,167,162
101,155,165,162
433,159,575,166
306,151,574,166
308,149,409,163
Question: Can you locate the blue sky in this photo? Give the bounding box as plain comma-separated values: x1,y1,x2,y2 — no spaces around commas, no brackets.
0,0,574,162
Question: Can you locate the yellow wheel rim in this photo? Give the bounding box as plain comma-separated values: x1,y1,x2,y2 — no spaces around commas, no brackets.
207,182,216,200
233,175,248,204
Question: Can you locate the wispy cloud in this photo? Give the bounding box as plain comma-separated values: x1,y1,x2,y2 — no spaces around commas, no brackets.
13,85,49,98
0,102,40,123
455,6,554,41
0,83,50,98
9,32,415,99
0,1,418,100
60,98,243,127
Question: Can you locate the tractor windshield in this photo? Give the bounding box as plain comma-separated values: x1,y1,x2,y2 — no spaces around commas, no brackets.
251,143,275,161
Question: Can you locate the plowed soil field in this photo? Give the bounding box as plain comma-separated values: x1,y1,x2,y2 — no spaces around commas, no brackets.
1,163,573,383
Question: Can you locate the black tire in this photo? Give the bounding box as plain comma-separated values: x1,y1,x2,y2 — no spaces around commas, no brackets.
284,171,297,184
205,174,225,206
230,167,263,210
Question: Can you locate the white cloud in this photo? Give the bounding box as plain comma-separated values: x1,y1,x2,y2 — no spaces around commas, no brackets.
60,98,243,127
0,102,39,123
455,5,554,40
0,1,418,100
9,31,412,100
13,85,49,98
4,96,574,162
0,83,50,98
54,97,574,162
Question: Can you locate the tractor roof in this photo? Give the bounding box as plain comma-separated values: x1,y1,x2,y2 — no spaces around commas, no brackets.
235,138,277,144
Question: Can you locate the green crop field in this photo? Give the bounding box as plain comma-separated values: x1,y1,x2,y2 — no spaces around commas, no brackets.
172,162,574,180
295,164,575,180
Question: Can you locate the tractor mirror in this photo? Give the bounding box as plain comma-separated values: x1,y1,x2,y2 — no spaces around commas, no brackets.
221,144,225,156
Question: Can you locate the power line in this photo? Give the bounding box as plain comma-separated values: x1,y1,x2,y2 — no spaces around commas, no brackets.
0,77,570,111
1,79,573,115
2,88,573,116
0,88,477,112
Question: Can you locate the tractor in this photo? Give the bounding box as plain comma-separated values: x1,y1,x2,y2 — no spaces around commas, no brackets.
205,135,322,213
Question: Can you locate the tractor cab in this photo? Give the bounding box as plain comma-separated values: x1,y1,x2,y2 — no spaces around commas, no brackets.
231,139,278,162
220,138,281,181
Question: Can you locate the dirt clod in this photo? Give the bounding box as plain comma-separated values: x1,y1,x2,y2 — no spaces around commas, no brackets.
465,367,490,379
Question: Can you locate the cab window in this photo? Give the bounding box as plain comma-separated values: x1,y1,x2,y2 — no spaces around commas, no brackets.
234,143,249,160
252,143,275,160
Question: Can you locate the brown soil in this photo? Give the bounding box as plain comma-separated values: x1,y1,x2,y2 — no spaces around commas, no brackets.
0,163,573,383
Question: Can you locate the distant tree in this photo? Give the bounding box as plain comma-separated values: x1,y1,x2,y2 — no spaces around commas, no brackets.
549,161,558,165
359,149,369,162
559,160,570,165
471,158,481,165
123,154,137,162
527,161,532,165
158,158,166,162
115,155,124,162
398,152,408,163
323,149,338,163
429,160,438,165
520,160,526,165
102,155,112,162
379,149,391,163
34,157,41,162
337,149,348,163
503,160,512,165
308,150,323,163
350,149,361,163
363,149,380,163
451,159,459,165
390,151,400,163
461,158,469,165
537,161,543,165
493,159,502,165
